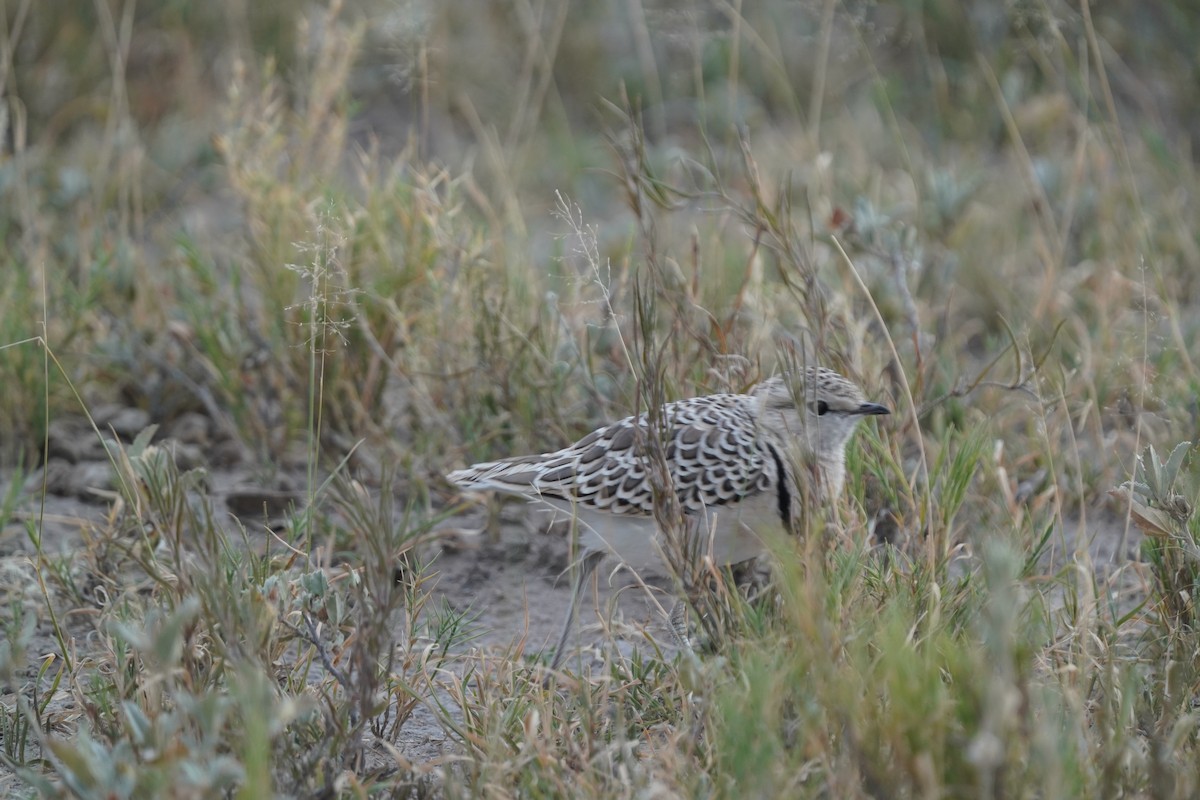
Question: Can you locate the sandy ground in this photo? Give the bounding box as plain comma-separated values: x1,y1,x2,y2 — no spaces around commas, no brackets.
0,449,682,788
0,423,1144,790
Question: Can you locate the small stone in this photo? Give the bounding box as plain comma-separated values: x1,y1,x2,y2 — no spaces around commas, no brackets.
46,418,106,463
106,407,152,439
70,461,117,501
26,459,75,495
225,488,303,521
209,439,246,468
90,404,124,426
160,440,207,471
166,412,211,446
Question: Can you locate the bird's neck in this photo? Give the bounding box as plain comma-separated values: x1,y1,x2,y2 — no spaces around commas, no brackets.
771,437,847,503
817,454,847,500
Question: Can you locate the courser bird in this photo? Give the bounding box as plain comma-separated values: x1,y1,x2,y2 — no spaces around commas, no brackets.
447,367,890,670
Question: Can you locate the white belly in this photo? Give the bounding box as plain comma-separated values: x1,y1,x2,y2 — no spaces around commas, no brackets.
534,494,787,574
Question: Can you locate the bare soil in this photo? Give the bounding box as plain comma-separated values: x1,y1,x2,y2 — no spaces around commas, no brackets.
0,411,1144,791
0,419,681,788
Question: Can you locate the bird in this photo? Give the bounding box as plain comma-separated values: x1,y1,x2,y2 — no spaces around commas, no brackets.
446,367,890,671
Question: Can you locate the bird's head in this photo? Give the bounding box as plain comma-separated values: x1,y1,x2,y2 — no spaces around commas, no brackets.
751,367,890,494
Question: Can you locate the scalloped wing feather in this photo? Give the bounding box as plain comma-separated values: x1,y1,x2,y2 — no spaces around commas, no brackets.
447,393,778,517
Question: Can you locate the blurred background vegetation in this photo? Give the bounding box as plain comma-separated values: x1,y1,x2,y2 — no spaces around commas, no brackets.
4,0,1200,796
5,0,1198,478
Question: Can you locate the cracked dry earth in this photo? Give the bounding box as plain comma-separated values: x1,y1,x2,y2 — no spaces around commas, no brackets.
0,410,1145,791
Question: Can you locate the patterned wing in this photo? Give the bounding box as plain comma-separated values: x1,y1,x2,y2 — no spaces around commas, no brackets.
527,394,779,516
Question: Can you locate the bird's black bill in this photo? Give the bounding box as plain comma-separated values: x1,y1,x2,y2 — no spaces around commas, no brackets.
856,403,891,416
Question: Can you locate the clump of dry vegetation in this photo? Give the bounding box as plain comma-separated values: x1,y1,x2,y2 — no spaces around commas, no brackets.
2,0,1199,796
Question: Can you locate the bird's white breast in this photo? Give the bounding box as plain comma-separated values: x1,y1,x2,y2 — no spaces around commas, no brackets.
535,491,786,575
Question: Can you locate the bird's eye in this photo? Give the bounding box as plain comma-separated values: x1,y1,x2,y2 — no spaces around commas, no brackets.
814,400,829,416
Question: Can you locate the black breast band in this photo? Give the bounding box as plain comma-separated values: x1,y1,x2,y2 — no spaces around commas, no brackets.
764,442,792,532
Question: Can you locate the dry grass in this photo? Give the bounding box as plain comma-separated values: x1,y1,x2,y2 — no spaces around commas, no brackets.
2,0,1199,796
